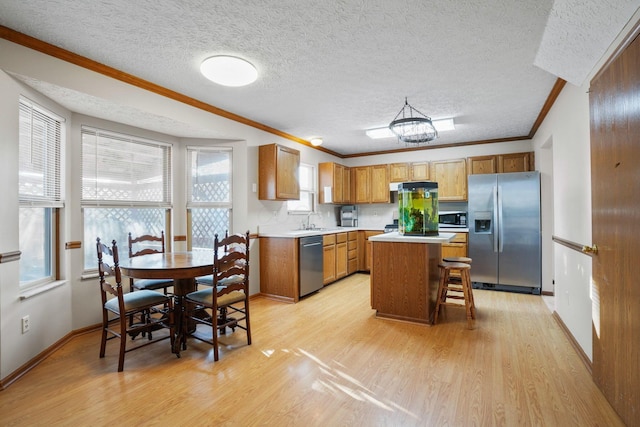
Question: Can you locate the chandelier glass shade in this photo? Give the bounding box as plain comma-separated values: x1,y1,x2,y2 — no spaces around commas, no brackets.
389,98,438,144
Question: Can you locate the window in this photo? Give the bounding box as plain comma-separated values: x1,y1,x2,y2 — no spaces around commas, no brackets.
81,127,171,269
18,98,63,286
187,147,232,250
287,163,315,213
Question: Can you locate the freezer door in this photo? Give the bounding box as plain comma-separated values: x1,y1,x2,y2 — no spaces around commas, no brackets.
497,172,541,289
468,174,498,284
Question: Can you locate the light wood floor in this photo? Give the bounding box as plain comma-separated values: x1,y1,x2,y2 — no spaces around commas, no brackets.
0,274,623,426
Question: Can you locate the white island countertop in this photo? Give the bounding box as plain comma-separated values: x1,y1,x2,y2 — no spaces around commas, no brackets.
368,231,455,244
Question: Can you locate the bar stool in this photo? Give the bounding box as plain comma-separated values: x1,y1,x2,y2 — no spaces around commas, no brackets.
434,261,476,329
442,256,472,285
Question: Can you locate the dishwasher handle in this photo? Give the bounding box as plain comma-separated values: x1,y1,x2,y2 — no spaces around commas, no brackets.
301,242,322,248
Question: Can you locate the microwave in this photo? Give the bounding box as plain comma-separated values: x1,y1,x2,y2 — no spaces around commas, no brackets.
438,211,467,227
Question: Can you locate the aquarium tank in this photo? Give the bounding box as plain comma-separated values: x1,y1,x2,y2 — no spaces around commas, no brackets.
398,181,439,236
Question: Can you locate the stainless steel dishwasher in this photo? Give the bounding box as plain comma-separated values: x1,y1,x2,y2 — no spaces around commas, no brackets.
299,235,324,297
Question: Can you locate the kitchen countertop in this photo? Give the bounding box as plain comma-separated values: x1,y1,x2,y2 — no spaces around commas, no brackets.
259,227,467,238
258,227,360,238
368,232,455,243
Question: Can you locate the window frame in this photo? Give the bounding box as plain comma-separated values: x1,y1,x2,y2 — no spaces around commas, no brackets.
80,126,172,271
287,162,316,214
18,97,64,288
185,146,233,251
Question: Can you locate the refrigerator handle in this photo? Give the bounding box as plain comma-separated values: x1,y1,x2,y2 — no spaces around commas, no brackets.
493,185,499,253
498,185,504,253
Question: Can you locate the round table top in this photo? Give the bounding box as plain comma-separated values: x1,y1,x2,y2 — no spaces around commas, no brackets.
119,251,214,280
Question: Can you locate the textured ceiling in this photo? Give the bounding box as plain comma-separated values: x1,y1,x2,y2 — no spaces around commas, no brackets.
0,0,638,156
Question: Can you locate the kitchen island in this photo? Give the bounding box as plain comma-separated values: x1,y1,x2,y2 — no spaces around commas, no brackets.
368,232,454,324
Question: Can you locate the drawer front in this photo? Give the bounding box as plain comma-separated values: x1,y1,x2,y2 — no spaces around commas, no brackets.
348,231,358,241
442,243,467,258
348,248,357,260
336,232,348,243
348,258,358,274
323,234,336,245
347,240,357,251
450,233,468,243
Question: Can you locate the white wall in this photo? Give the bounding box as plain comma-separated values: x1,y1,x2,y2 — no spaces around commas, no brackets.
532,82,593,359
0,71,73,380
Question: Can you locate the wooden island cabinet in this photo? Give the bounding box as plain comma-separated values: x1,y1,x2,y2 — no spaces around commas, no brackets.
369,232,454,324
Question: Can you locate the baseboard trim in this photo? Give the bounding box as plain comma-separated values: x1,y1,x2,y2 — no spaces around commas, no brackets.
0,323,101,391
551,311,592,375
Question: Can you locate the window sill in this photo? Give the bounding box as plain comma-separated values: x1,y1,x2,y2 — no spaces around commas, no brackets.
19,280,68,300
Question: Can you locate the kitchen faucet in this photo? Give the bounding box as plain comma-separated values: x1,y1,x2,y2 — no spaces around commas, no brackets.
305,211,319,230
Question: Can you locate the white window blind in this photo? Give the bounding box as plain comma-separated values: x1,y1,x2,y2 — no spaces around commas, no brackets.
81,127,172,207
19,98,63,207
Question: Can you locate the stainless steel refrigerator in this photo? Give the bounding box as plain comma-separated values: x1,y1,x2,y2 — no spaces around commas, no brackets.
468,171,541,294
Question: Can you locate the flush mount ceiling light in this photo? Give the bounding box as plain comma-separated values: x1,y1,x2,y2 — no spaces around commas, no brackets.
309,137,323,147
388,98,438,144
200,56,258,87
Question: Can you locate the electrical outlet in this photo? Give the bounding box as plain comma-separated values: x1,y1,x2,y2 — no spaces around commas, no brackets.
21,315,30,334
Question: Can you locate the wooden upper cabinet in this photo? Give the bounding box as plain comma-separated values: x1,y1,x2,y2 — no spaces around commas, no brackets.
431,158,467,201
498,152,534,173
354,164,389,203
410,161,430,181
389,163,410,182
390,162,429,183
259,144,300,200
467,155,497,175
318,162,350,204
370,164,390,203
467,152,534,175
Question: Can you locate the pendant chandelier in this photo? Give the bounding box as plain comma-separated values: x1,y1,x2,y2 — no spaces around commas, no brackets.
389,98,438,144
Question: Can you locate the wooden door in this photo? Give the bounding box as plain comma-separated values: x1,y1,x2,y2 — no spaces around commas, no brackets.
323,243,336,284
334,163,344,203
498,152,533,173
354,166,371,203
467,155,497,175
275,145,300,199
342,166,352,203
410,161,430,181
389,163,409,182
431,158,467,200
589,30,640,427
370,164,390,203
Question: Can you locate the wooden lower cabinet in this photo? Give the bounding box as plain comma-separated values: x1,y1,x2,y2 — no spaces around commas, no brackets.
441,232,468,259
324,232,351,284
259,237,299,302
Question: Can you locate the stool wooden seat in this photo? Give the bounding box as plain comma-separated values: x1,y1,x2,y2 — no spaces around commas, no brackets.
434,261,476,329
443,256,472,264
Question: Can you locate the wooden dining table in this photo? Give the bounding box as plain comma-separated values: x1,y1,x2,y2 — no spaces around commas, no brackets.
119,250,214,354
